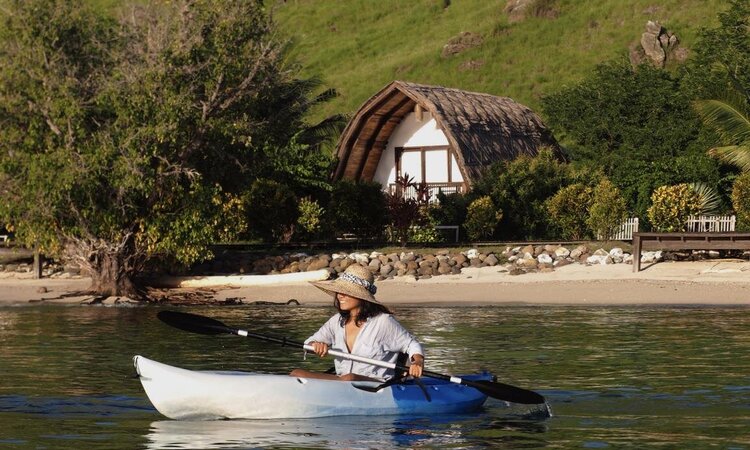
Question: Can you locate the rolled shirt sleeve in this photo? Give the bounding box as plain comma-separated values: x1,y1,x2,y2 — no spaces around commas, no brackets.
304,315,339,345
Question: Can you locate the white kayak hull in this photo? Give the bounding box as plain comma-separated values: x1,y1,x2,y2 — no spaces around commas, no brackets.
134,355,492,420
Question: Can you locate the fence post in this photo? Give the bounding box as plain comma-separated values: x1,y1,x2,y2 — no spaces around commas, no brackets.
33,248,43,279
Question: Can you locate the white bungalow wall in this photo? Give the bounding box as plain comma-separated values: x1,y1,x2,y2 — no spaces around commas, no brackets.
372,111,464,189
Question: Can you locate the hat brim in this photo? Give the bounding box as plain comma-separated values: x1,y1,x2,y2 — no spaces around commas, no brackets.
310,279,380,304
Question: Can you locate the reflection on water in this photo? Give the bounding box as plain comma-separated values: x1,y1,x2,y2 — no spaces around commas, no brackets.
0,305,749,448
145,405,550,449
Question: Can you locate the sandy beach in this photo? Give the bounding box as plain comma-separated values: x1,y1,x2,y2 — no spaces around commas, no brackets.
1,259,748,306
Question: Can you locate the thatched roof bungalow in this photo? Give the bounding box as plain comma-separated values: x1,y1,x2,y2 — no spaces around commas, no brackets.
333,81,563,198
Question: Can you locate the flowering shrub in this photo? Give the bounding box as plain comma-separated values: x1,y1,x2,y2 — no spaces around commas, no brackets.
647,184,702,232
464,196,502,241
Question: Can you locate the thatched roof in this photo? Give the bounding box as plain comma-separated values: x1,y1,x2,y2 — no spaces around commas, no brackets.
334,80,563,184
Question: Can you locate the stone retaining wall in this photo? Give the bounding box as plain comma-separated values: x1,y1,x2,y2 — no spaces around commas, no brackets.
3,246,746,280
191,245,748,280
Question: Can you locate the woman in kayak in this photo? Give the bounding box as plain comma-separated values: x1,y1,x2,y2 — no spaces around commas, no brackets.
289,264,424,382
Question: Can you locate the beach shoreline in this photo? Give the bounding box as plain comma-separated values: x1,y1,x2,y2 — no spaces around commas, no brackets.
1,259,748,306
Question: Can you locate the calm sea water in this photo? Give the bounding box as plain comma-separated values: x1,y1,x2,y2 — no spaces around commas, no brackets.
0,304,749,449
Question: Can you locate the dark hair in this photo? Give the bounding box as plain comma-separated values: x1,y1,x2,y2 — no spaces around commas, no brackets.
336,297,392,327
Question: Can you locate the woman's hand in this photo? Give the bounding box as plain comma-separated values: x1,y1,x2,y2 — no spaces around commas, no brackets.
409,354,424,378
309,341,329,358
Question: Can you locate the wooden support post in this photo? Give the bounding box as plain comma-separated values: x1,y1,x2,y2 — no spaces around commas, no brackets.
33,249,43,279
632,233,641,273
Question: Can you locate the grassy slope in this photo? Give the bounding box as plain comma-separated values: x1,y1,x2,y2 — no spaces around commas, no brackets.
276,0,726,123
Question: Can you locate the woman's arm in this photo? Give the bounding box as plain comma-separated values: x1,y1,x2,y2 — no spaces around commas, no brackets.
304,314,339,358
382,315,425,377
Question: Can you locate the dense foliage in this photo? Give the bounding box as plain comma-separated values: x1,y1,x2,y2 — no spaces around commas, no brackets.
474,149,568,240
296,197,325,240
541,60,723,219
243,179,299,243
0,0,340,296
325,180,388,240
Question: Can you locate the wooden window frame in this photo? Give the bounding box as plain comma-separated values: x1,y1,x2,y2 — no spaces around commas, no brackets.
395,145,453,183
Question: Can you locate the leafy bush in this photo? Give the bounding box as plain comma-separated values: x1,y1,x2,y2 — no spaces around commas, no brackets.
464,196,502,241
647,184,702,232
428,191,469,226
296,197,324,241
408,216,441,244
243,179,298,242
587,178,628,240
731,172,750,230
545,183,593,240
325,180,387,240
479,148,568,240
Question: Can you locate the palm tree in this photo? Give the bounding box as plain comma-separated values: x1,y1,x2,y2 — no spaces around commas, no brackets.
694,84,750,172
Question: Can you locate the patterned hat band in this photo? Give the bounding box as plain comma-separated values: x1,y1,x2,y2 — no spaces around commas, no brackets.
339,272,377,294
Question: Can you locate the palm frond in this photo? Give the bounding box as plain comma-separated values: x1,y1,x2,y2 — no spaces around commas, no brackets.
694,98,750,144
298,113,348,147
708,144,750,172
688,182,722,215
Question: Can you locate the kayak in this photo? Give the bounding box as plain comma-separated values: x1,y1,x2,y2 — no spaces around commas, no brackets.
133,355,495,420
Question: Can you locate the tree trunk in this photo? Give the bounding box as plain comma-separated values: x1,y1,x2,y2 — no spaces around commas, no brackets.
67,234,145,300
87,251,142,298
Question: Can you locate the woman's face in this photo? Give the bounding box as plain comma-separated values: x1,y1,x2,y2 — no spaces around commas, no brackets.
335,293,362,312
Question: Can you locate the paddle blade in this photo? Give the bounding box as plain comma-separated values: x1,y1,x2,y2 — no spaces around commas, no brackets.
466,379,546,405
157,311,233,335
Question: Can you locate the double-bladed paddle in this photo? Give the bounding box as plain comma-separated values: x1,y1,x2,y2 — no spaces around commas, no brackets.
157,310,546,405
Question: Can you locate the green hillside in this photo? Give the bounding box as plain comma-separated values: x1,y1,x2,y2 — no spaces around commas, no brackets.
276,0,726,122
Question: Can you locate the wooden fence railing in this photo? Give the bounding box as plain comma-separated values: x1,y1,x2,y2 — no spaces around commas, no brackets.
598,218,639,241
686,215,736,232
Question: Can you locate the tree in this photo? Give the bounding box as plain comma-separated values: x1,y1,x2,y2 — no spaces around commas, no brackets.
542,59,722,217
0,0,338,298
542,60,701,168
243,179,298,243
682,0,750,103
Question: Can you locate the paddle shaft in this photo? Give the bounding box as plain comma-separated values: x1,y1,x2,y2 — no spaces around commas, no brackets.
236,326,518,400
233,328,401,370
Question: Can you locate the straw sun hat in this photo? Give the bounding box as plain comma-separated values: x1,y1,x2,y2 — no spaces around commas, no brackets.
311,264,380,304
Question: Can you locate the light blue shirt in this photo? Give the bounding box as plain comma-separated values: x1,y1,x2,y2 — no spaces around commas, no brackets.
305,313,424,381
